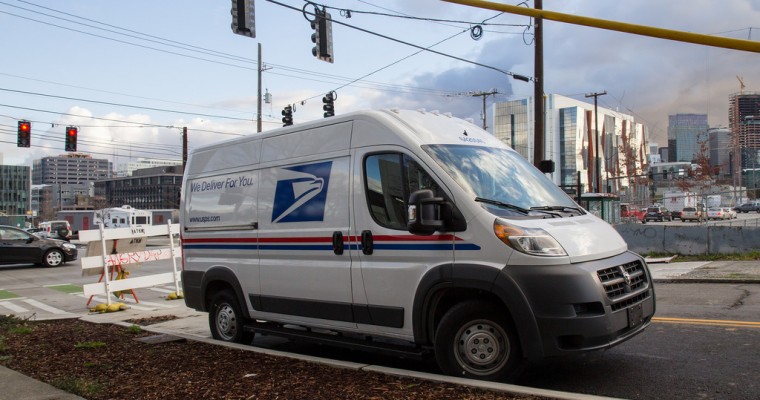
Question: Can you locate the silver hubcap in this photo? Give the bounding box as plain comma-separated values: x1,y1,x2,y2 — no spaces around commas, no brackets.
216,304,237,340
455,320,509,375
46,251,62,266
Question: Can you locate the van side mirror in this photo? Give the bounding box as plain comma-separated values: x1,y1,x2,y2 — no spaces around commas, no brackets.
407,189,466,235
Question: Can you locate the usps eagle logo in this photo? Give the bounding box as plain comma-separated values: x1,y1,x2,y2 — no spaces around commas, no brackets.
272,161,332,223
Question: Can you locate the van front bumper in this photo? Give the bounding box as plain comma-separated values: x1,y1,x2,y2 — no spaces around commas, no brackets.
501,251,655,358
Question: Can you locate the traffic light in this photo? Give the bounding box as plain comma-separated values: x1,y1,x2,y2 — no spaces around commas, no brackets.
65,126,78,152
282,105,293,127
231,0,255,38
310,7,333,63
17,120,31,147
323,91,335,118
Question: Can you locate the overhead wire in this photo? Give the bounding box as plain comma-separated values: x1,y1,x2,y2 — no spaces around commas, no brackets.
2,1,465,100
270,0,531,81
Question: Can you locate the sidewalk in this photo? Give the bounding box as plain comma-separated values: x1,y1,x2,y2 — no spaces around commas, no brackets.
2,259,759,400
647,259,760,283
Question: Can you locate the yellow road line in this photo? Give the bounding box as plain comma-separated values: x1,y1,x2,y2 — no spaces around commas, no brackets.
653,317,760,328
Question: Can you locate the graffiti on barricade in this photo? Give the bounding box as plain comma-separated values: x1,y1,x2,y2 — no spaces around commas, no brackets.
616,224,659,239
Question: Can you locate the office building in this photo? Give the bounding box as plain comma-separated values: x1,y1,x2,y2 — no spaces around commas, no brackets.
708,127,731,178
32,153,112,185
116,157,183,177
0,164,30,226
493,94,649,198
667,113,708,162
94,165,183,210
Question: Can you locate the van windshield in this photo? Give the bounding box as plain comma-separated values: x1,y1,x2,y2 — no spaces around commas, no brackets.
423,144,579,216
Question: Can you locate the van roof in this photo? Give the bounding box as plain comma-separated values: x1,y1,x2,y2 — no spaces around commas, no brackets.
185,109,510,176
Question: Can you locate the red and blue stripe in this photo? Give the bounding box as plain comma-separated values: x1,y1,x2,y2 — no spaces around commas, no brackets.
182,234,480,252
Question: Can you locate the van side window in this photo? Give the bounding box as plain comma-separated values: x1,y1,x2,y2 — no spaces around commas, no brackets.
364,153,442,230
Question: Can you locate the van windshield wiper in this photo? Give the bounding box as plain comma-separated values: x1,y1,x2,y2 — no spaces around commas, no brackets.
530,205,585,216
475,197,530,214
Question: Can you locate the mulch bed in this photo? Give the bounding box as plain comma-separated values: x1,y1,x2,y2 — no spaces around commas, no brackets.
0,317,552,400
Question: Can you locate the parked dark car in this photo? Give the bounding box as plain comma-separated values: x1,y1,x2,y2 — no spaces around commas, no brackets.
735,202,760,213
644,205,672,222
0,225,78,267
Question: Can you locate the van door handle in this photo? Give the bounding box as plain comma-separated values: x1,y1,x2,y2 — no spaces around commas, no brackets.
361,230,373,255
332,231,344,255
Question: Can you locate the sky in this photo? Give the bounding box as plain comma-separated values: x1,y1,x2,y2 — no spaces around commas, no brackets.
1,0,759,168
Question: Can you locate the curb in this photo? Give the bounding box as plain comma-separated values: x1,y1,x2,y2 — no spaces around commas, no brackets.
653,278,760,284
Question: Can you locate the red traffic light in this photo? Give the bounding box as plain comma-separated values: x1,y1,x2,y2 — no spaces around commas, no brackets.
65,126,78,151
17,120,31,147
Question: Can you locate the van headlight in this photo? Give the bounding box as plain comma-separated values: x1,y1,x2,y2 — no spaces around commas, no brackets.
493,219,567,257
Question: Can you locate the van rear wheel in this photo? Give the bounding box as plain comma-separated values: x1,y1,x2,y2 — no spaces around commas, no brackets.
209,290,254,344
434,300,522,382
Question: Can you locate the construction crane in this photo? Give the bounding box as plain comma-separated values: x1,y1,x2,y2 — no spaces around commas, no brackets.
737,75,746,93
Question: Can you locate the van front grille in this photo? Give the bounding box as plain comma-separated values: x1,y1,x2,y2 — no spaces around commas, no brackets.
597,260,650,311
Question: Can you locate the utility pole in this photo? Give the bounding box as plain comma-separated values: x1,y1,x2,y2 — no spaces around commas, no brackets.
471,90,498,130
182,127,188,172
585,90,607,193
533,0,544,168
257,43,262,133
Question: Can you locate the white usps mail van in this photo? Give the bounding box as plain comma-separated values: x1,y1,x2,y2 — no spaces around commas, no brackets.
180,108,655,381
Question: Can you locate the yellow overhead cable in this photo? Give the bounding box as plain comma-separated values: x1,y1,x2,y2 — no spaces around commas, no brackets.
442,0,760,53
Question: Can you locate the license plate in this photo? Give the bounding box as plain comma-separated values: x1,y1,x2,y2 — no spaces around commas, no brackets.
627,303,644,328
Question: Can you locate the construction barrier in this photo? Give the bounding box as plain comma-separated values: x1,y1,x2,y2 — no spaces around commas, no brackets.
80,222,181,306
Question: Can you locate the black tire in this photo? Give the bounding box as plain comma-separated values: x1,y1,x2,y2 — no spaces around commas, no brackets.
434,300,523,382
42,249,64,268
208,290,254,344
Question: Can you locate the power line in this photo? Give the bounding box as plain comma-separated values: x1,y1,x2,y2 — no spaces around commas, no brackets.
319,1,528,28
0,103,248,137
1,2,464,100
0,72,256,118
270,0,533,81
0,87,255,122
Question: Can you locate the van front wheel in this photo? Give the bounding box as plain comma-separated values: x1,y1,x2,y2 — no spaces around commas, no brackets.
209,290,253,344
434,300,522,382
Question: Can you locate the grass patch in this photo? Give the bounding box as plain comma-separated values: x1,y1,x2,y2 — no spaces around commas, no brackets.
126,324,142,334
0,290,20,300
0,315,32,338
74,341,106,349
45,284,83,294
51,377,105,397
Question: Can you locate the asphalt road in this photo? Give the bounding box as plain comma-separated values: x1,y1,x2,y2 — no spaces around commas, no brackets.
1,252,759,399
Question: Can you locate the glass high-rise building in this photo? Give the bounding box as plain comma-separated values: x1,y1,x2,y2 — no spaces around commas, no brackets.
667,113,708,163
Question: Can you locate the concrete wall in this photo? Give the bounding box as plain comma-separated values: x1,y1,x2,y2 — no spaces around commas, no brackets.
614,223,760,255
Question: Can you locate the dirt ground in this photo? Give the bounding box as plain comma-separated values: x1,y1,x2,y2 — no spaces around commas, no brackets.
0,315,554,400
